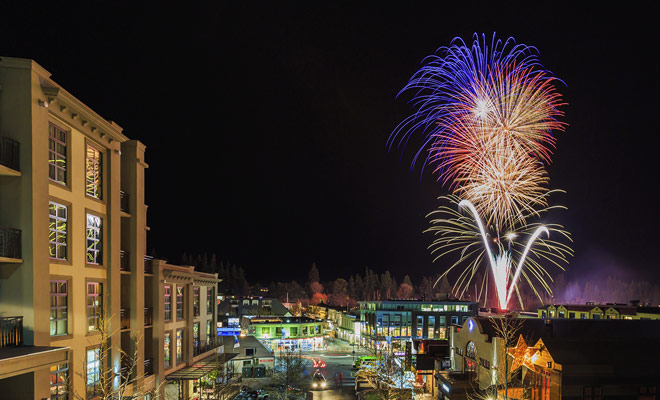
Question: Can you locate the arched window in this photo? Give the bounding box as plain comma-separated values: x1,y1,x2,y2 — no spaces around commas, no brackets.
466,341,477,359
465,341,478,381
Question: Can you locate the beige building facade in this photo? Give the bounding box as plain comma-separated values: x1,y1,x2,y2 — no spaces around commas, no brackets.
0,56,153,399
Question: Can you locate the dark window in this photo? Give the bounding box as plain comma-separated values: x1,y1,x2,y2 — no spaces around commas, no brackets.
176,286,184,319
583,386,602,400
207,287,214,315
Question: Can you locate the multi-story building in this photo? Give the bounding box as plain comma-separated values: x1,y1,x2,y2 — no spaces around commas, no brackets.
153,260,221,398
359,299,477,351
0,56,154,399
538,302,660,320
244,316,325,352
0,56,226,400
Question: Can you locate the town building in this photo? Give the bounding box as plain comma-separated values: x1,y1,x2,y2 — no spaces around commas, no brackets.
217,296,292,338
153,260,221,398
538,302,660,320
358,299,478,351
244,316,325,352
0,56,151,399
440,316,660,399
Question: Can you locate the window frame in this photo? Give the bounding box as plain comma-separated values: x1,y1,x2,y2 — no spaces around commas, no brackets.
164,285,172,321
84,142,103,200
206,287,214,315
193,286,200,317
86,347,101,398
48,122,69,186
176,285,184,320
176,329,184,364
164,331,172,369
49,201,69,262
85,212,103,266
86,281,103,333
49,362,69,400
50,280,69,336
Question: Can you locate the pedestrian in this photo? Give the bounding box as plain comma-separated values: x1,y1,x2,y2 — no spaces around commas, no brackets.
334,372,339,388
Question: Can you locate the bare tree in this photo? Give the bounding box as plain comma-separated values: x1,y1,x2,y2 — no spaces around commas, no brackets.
355,350,422,400
72,312,162,400
488,312,526,400
271,348,307,399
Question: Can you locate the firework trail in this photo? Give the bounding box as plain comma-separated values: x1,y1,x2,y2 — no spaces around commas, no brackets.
390,33,570,308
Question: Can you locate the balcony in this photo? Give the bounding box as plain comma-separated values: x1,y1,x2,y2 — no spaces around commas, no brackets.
144,255,153,274
0,227,22,263
119,190,130,214
198,336,219,354
144,357,153,376
120,250,129,272
0,317,23,348
144,307,153,327
0,137,20,176
120,308,130,330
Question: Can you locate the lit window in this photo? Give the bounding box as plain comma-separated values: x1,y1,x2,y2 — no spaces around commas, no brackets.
85,144,102,199
49,362,68,400
86,214,102,265
50,280,68,336
164,332,171,369
206,320,212,346
87,282,103,332
193,286,200,317
428,316,435,338
49,202,67,260
164,286,172,321
193,322,200,356
48,123,67,184
176,286,184,319
86,348,101,397
176,329,184,363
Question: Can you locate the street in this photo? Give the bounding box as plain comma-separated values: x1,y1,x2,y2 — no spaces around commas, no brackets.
304,338,371,399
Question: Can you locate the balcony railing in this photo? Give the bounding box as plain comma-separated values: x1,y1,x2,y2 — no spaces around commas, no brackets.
0,227,21,260
0,316,23,348
198,336,218,354
0,137,20,172
120,190,129,214
144,255,153,274
120,308,130,330
120,250,129,272
144,307,153,326
144,357,154,376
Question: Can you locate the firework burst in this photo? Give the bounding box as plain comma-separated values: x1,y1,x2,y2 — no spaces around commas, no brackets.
390,33,571,309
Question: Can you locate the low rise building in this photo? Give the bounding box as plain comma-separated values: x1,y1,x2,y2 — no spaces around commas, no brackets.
441,316,660,399
244,316,325,352
359,299,477,351
538,302,660,320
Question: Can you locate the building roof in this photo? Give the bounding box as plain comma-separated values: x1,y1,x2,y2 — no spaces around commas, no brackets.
470,316,660,344
218,297,291,317
540,337,660,382
221,335,273,359
248,316,321,324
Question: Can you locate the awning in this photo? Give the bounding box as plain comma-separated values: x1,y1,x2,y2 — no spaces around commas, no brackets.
165,353,237,381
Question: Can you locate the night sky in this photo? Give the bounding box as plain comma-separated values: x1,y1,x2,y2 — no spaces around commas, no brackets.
2,3,658,284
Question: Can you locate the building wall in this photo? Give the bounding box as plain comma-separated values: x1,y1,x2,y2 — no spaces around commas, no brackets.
0,56,150,399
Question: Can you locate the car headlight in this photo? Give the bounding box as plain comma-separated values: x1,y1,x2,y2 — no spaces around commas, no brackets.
321,382,326,388
312,383,317,388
